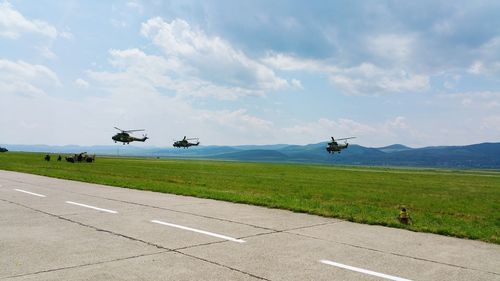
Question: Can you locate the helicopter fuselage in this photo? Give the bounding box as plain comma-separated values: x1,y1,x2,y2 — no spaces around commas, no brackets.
326,142,348,153
173,140,199,148
172,136,199,148
112,133,148,144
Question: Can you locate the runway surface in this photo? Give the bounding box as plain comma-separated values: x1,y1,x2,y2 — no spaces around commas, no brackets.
1,170,499,280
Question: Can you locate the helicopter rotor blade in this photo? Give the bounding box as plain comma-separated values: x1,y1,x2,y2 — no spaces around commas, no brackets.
336,137,356,141
114,127,145,133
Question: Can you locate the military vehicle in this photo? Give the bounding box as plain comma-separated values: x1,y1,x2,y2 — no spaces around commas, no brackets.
65,152,95,163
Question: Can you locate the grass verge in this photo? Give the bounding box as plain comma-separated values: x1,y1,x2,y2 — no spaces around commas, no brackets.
1,152,499,244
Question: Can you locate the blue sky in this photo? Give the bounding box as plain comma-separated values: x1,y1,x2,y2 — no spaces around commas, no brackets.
1,0,500,147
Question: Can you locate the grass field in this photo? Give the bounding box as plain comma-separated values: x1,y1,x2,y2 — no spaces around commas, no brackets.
1,152,499,244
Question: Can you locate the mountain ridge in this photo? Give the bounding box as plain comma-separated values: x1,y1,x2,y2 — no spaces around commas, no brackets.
1,142,500,168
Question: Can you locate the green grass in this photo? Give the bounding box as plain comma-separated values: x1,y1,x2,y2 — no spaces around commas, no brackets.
1,152,499,244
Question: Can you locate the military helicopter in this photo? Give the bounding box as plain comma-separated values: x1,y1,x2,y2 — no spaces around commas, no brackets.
326,137,356,154
173,136,200,148
112,127,148,145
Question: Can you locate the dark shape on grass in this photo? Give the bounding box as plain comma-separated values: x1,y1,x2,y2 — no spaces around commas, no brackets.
112,127,148,145
65,152,95,163
44,154,51,161
398,207,412,225
85,155,95,162
0,147,7,152
57,155,62,161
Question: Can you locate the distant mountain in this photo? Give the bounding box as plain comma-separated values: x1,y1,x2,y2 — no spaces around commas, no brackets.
233,144,290,150
150,146,239,157
377,144,412,153
2,142,500,168
379,143,500,168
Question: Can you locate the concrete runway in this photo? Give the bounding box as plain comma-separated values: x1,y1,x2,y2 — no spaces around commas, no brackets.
0,170,499,281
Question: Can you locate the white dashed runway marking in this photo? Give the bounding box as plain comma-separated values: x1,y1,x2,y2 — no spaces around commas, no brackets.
13,188,47,197
151,219,246,243
65,201,118,214
320,260,412,281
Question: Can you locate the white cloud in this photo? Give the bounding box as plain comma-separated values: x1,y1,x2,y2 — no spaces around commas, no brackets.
110,19,128,28
468,60,500,76
291,79,303,89
88,48,258,100
443,74,460,89
468,37,500,76
432,19,454,36
440,91,500,108
87,16,298,101
264,53,429,95
0,88,278,145
0,1,59,39
329,63,429,95
281,116,417,146
75,78,89,88
468,61,484,74
368,34,416,63
126,1,143,13
36,45,57,59
59,30,73,39
79,46,282,145
283,118,375,139
479,36,500,56
280,17,301,30
140,18,290,95
0,59,61,96
384,116,407,131
199,109,274,136
262,52,332,72
480,115,500,134
0,59,63,144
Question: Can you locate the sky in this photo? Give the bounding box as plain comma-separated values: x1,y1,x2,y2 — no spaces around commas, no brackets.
1,0,500,147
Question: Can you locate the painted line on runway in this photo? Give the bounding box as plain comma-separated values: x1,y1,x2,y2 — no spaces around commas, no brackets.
320,260,412,281
13,189,46,197
65,201,118,214
151,219,246,243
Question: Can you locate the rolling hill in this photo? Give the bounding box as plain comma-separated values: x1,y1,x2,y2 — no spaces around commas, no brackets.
2,142,500,168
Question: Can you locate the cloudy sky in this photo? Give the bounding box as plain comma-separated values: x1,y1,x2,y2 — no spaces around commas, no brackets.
1,0,500,147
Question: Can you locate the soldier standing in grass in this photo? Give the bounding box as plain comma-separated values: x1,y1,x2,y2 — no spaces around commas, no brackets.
398,207,411,224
